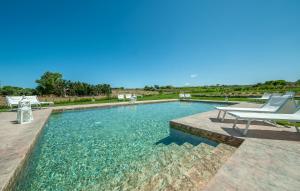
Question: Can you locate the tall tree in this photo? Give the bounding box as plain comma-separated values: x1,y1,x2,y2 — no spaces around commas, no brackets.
36,72,63,95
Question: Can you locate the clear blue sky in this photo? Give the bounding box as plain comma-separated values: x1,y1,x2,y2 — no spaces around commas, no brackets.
0,0,299,88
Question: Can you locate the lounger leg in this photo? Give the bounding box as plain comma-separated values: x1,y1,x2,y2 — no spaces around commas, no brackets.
217,110,221,119
222,111,227,121
233,118,238,129
243,120,252,136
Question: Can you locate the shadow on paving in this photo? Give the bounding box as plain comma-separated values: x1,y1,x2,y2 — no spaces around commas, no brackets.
209,117,274,126
222,127,300,141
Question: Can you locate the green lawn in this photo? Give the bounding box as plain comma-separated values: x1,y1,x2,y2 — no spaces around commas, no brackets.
53,98,120,106
0,108,9,112
275,120,300,128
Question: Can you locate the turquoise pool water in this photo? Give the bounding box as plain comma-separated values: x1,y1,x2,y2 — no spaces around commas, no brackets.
15,101,225,190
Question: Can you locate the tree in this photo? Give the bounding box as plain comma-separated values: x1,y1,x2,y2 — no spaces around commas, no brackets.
0,86,36,96
1,86,22,95
160,85,173,89
144,85,150,91
264,80,287,86
101,84,112,98
36,72,63,95
144,85,156,91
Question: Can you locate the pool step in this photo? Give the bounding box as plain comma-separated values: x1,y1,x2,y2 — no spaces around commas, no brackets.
181,142,194,149
133,143,215,191
165,143,236,191
118,143,192,190
104,143,192,190
101,142,236,191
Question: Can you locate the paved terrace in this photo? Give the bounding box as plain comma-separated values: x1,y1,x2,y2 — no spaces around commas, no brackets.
0,99,176,191
171,102,300,191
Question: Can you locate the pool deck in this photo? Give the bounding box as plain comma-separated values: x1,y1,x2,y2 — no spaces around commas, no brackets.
171,102,300,191
0,109,52,191
1,99,300,190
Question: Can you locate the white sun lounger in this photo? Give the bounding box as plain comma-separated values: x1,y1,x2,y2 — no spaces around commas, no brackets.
216,95,295,121
184,94,192,99
125,94,132,99
251,92,283,100
179,93,192,99
271,93,283,97
6,96,23,109
6,96,54,109
117,94,125,101
284,91,295,98
229,108,300,135
179,93,185,99
251,93,272,100
26,96,54,107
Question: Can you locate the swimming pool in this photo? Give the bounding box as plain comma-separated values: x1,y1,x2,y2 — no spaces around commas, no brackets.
15,101,227,190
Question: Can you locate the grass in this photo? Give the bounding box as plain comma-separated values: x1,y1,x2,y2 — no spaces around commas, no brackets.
53,98,119,106
275,120,300,128
138,94,178,100
0,108,9,112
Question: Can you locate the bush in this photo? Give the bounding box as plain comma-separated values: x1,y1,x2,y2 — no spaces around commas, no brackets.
0,86,36,96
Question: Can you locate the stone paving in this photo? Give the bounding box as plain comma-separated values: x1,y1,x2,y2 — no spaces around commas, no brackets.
0,109,52,191
171,102,300,191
